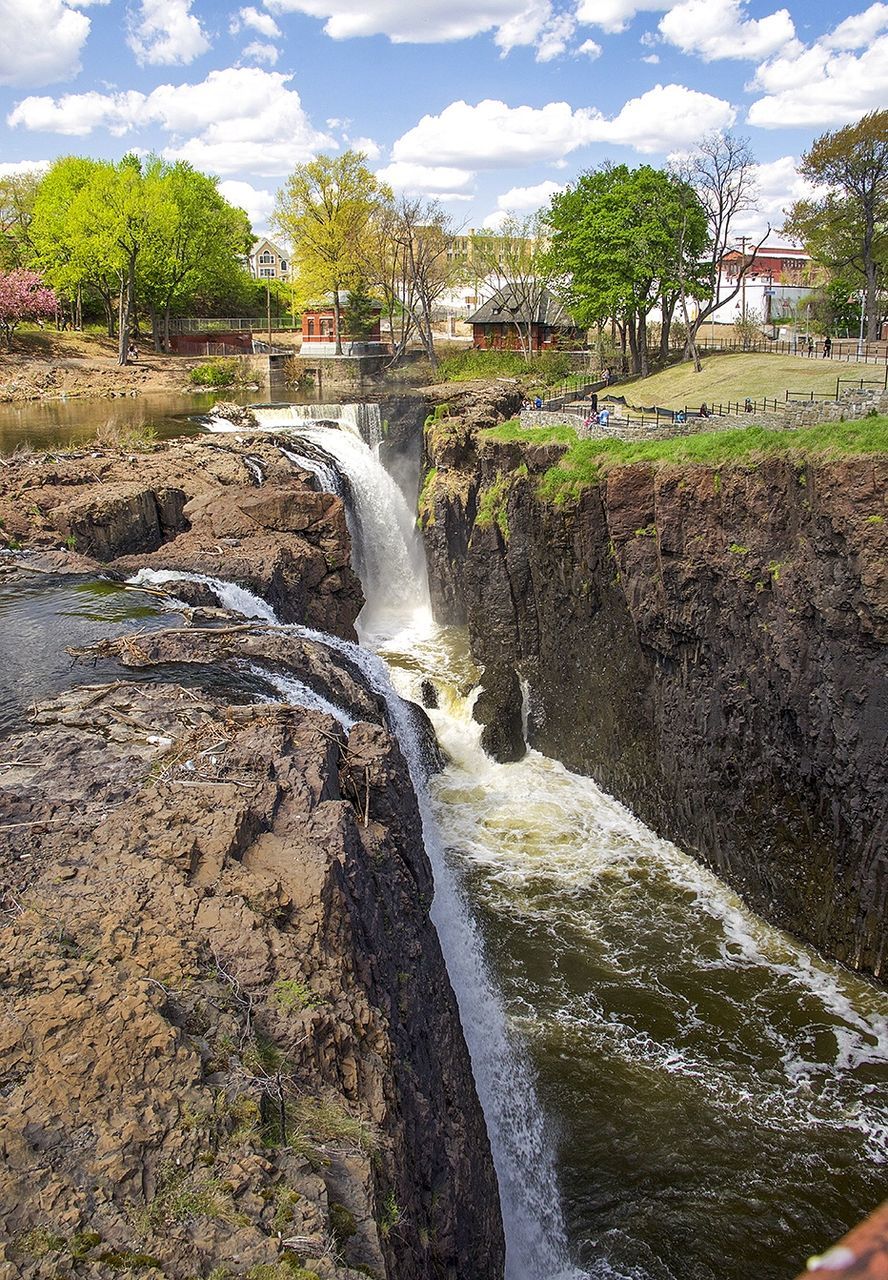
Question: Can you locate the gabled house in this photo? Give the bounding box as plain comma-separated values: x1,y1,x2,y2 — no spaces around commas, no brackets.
248,238,291,281
467,285,582,352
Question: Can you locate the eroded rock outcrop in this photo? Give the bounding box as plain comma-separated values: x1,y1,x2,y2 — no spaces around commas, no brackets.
0,435,363,638
422,413,888,977
0,632,504,1279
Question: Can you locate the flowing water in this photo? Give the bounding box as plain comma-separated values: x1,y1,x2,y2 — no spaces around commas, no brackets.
235,403,888,1280
4,397,887,1279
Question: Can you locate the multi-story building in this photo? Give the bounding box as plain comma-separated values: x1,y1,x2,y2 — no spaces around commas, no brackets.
248,238,291,281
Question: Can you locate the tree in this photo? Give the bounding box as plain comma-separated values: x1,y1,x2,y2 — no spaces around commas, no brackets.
670,133,764,370
369,196,456,367
0,169,42,270
469,213,558,359
29,157,115,332
547,165,708,376
138,162,253,351
0,268,56,349
787,111,888,342
275,151,390,355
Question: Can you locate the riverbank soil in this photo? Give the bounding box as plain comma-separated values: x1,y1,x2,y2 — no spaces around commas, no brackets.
0,329,208,402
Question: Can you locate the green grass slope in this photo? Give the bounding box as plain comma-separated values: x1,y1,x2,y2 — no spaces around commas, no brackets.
621,353,883,410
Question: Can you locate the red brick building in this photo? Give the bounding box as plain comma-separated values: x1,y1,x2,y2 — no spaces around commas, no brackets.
299,293,384,356
467,286,582,351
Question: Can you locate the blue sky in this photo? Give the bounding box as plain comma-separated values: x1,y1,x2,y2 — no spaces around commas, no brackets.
0,0,885,240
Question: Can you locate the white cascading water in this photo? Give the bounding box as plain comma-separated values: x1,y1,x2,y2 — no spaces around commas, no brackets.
191,404,579,1277
162,403,888,1280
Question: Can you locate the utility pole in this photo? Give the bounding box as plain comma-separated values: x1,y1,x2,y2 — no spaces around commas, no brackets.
739,235,749,322
266,282,272,347
857,289,865,359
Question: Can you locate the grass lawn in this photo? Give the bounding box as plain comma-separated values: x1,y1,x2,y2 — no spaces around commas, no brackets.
621,353,885,410
483,416,888,505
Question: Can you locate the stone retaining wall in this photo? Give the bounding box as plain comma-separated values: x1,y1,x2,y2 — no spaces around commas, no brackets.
519,386,887,442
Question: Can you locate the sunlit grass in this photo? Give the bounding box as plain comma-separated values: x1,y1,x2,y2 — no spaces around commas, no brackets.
621,353,883,409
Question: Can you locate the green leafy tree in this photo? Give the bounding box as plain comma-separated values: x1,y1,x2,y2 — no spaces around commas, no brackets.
30,157,117,332
0,169,42,270
786,110,888,342
547,164,708,376
138,162,253,350
342,276,378,338
274,151,390,355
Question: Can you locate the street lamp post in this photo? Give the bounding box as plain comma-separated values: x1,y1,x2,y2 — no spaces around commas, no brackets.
857,289,865,360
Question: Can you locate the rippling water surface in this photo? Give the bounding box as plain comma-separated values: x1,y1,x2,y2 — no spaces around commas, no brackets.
379,619,888,1280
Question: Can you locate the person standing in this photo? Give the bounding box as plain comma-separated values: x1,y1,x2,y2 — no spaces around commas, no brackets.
823,335,832,358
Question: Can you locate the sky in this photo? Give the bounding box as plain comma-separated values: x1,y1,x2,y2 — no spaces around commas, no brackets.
0,0,886,244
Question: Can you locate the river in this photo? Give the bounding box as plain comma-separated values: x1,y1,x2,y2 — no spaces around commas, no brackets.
4,396,887,1280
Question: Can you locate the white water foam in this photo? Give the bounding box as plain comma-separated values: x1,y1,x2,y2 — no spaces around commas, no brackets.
253,664,355,730
127,567,278,623
290,622,580,1280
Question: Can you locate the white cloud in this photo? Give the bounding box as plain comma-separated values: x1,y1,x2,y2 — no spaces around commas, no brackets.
0,0,91,87
242,39,279,62
217,178,276,230
575,0,672,34
389,87,736,170
659,0,795,61
391,98,602,168
642,52,659,61
533,11,576,59
822,3,888,49
8,68,335,176
494,178,564,212
595,83,736,151
231,5,282,37
0,159,50,177
576,38,602,57
127,0,211,65
482,209,509,229
374,160,475,192
731,155,824,236
748,23,888,127
347,135,382,160
265,0,568,58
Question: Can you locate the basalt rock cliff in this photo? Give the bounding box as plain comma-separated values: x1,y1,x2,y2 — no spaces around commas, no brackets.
421,406,888,978
0,434,363,638
0,437,505,1280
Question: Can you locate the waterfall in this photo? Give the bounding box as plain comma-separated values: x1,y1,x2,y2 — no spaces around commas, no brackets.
127,567,278,622
211,402,383,445
187,407,578,1277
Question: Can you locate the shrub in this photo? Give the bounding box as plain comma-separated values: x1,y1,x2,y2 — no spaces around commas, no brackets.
189,357,243,388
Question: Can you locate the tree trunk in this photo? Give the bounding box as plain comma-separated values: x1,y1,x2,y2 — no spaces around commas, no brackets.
638,311,650,378
149,306,162,354
163,305,171,353
75,285,82,331
333,289,343,356
118,255,135,366
660,294,673,361
627,314,640,376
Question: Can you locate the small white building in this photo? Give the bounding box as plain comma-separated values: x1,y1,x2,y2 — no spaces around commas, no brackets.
248,238,291,281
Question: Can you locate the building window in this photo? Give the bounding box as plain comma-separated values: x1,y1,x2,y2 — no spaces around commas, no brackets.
259,267,275,277
280,260,288,272
258,251,275,265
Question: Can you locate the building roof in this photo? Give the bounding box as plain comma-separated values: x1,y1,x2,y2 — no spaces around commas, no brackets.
466,285,576,328
303,291,382,310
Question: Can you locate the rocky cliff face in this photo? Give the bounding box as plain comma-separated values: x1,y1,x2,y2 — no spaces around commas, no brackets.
422,417,888,978
0,435,363,638
0,625,504,1280
0,435,505,1280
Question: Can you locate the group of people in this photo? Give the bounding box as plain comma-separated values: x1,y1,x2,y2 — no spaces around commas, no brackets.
802,335,832,357
583,406,611,429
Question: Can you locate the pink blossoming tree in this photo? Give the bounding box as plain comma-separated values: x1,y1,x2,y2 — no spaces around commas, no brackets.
0,269,57,351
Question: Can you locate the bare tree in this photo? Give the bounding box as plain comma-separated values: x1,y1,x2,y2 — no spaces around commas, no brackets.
674,133,768,369
470,213,557,358
369,195,456,369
